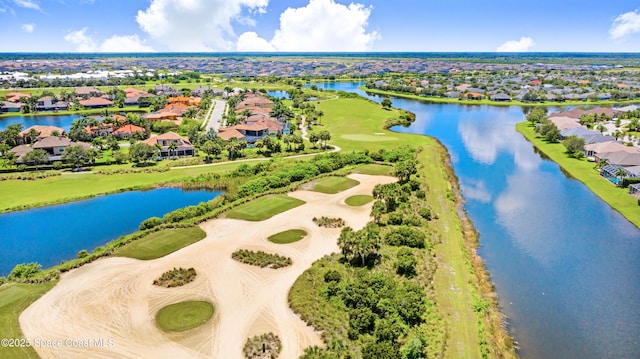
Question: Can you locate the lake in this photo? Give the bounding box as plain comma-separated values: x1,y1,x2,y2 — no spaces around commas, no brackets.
267,90,291,99
0,114,79,131
316,81,640,359
0,188,221,276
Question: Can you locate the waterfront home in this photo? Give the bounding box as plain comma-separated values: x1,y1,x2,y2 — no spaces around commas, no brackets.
80,97,114,109
11,136,91,162
19,125,64,143
35,96,55,111
490,93,511,101
142,132,194,158
85,123,114,138
560,127,614,144
600,164,638,186
548,116,582,131
629,183,640,197
75,87,103,98
550,108,585,119
6,92,31,103
1,101,23,113
113,124,145,139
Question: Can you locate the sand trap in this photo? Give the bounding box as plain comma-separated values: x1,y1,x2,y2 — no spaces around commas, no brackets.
20,174,395,359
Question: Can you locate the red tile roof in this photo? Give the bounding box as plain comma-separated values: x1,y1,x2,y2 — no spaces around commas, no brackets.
113,124,145,135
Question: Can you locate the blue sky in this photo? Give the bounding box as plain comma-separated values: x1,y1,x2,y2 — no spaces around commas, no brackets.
1,0,640,52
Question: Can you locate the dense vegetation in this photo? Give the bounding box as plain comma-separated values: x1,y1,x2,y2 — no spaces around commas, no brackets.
312,216,346,228
243,333,282,359
153,267,197,288
232,250,293,269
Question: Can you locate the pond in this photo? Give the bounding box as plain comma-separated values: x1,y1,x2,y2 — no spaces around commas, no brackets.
266,90,290,100
0,188,222,276
0,114,79,131
316,81,640,359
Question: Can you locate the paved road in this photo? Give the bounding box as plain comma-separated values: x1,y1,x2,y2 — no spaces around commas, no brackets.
204,99,226,132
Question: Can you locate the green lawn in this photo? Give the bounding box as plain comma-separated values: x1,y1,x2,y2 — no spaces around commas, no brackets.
226,194,305,221
268,229,307,244
351,163,393,176
0,282,57,359
310,176,359,194
155,301,214,332
314,97,428,152
517,122,640,228
344,195,373,206
115,227,206,260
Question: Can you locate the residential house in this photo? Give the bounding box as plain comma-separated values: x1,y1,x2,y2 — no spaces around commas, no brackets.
600,164,638,186
113,124,145,139
490,93,511,102
80,97,114,109
548,116,582,131
29,136,91,162
85,123,114,138
236,93,274,111
35,96,55,111
142,131,194,158
6,92,31,103
1,101,23,113
75,87,103,98
19,125,65,143
217,128,245,142
629,183,640,197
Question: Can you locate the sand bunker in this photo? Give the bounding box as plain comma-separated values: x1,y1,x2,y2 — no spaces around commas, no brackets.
20,174,395,359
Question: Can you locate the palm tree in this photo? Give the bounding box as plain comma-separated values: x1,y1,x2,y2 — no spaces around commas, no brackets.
168,141,179,158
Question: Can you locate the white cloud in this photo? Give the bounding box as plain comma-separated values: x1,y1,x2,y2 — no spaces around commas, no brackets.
496,36,535,52
12,0,40,11
136,0,268,51
100,35,155,52
65,29,155,52
21,23,35,33
610,10,640,39
238,0,378,52
64,28,97,52
237,32,275,52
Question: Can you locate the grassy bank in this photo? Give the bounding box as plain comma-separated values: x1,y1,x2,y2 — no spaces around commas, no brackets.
309,176,359,194
155,300,214,332
517,121,640,228
363,86,640,107
115,227,206,260
0,282,57,359
0,159,267,213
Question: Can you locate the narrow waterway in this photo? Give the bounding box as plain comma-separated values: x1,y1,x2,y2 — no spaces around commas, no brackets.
311,82,640,358
0,188,222,276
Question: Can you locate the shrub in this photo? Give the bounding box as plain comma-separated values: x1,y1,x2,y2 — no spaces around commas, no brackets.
415,190,426,199
313,216,346,228
385,227,426,248
395,248,417,277
0,276,6,286
403,215,423,226
77,249,89,259
8,262,42,281
418,207,432,220
388,213,403,225
140,216,163,230
53,161,64,170
232,249,292,269
153,267,197,288
324,269,342,283
243,333,281,359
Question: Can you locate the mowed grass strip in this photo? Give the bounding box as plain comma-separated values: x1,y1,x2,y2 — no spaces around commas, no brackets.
310,176,359,194
345,195,373,206
156,301,214,332
226,194,305,221
0,282,57,359
352,163,393,176
268,229,307,244
116,227,206,260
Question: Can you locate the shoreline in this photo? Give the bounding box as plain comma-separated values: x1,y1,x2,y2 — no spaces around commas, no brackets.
362,86,640,107
517,121,640,229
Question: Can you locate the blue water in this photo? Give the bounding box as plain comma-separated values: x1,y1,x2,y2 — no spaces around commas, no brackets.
0,114,79,131
0,188,221,276
316,81,640,359
267,90,291,100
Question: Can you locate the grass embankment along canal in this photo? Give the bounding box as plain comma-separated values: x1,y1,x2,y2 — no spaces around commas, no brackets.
0,159,267,213
116,227,206,260
155,301,214,332
0,282,57,359
517,122,640,229
363,86,640,107
268,229,307,244
226,194,305,221
309,176,359,194
344,195,373,206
